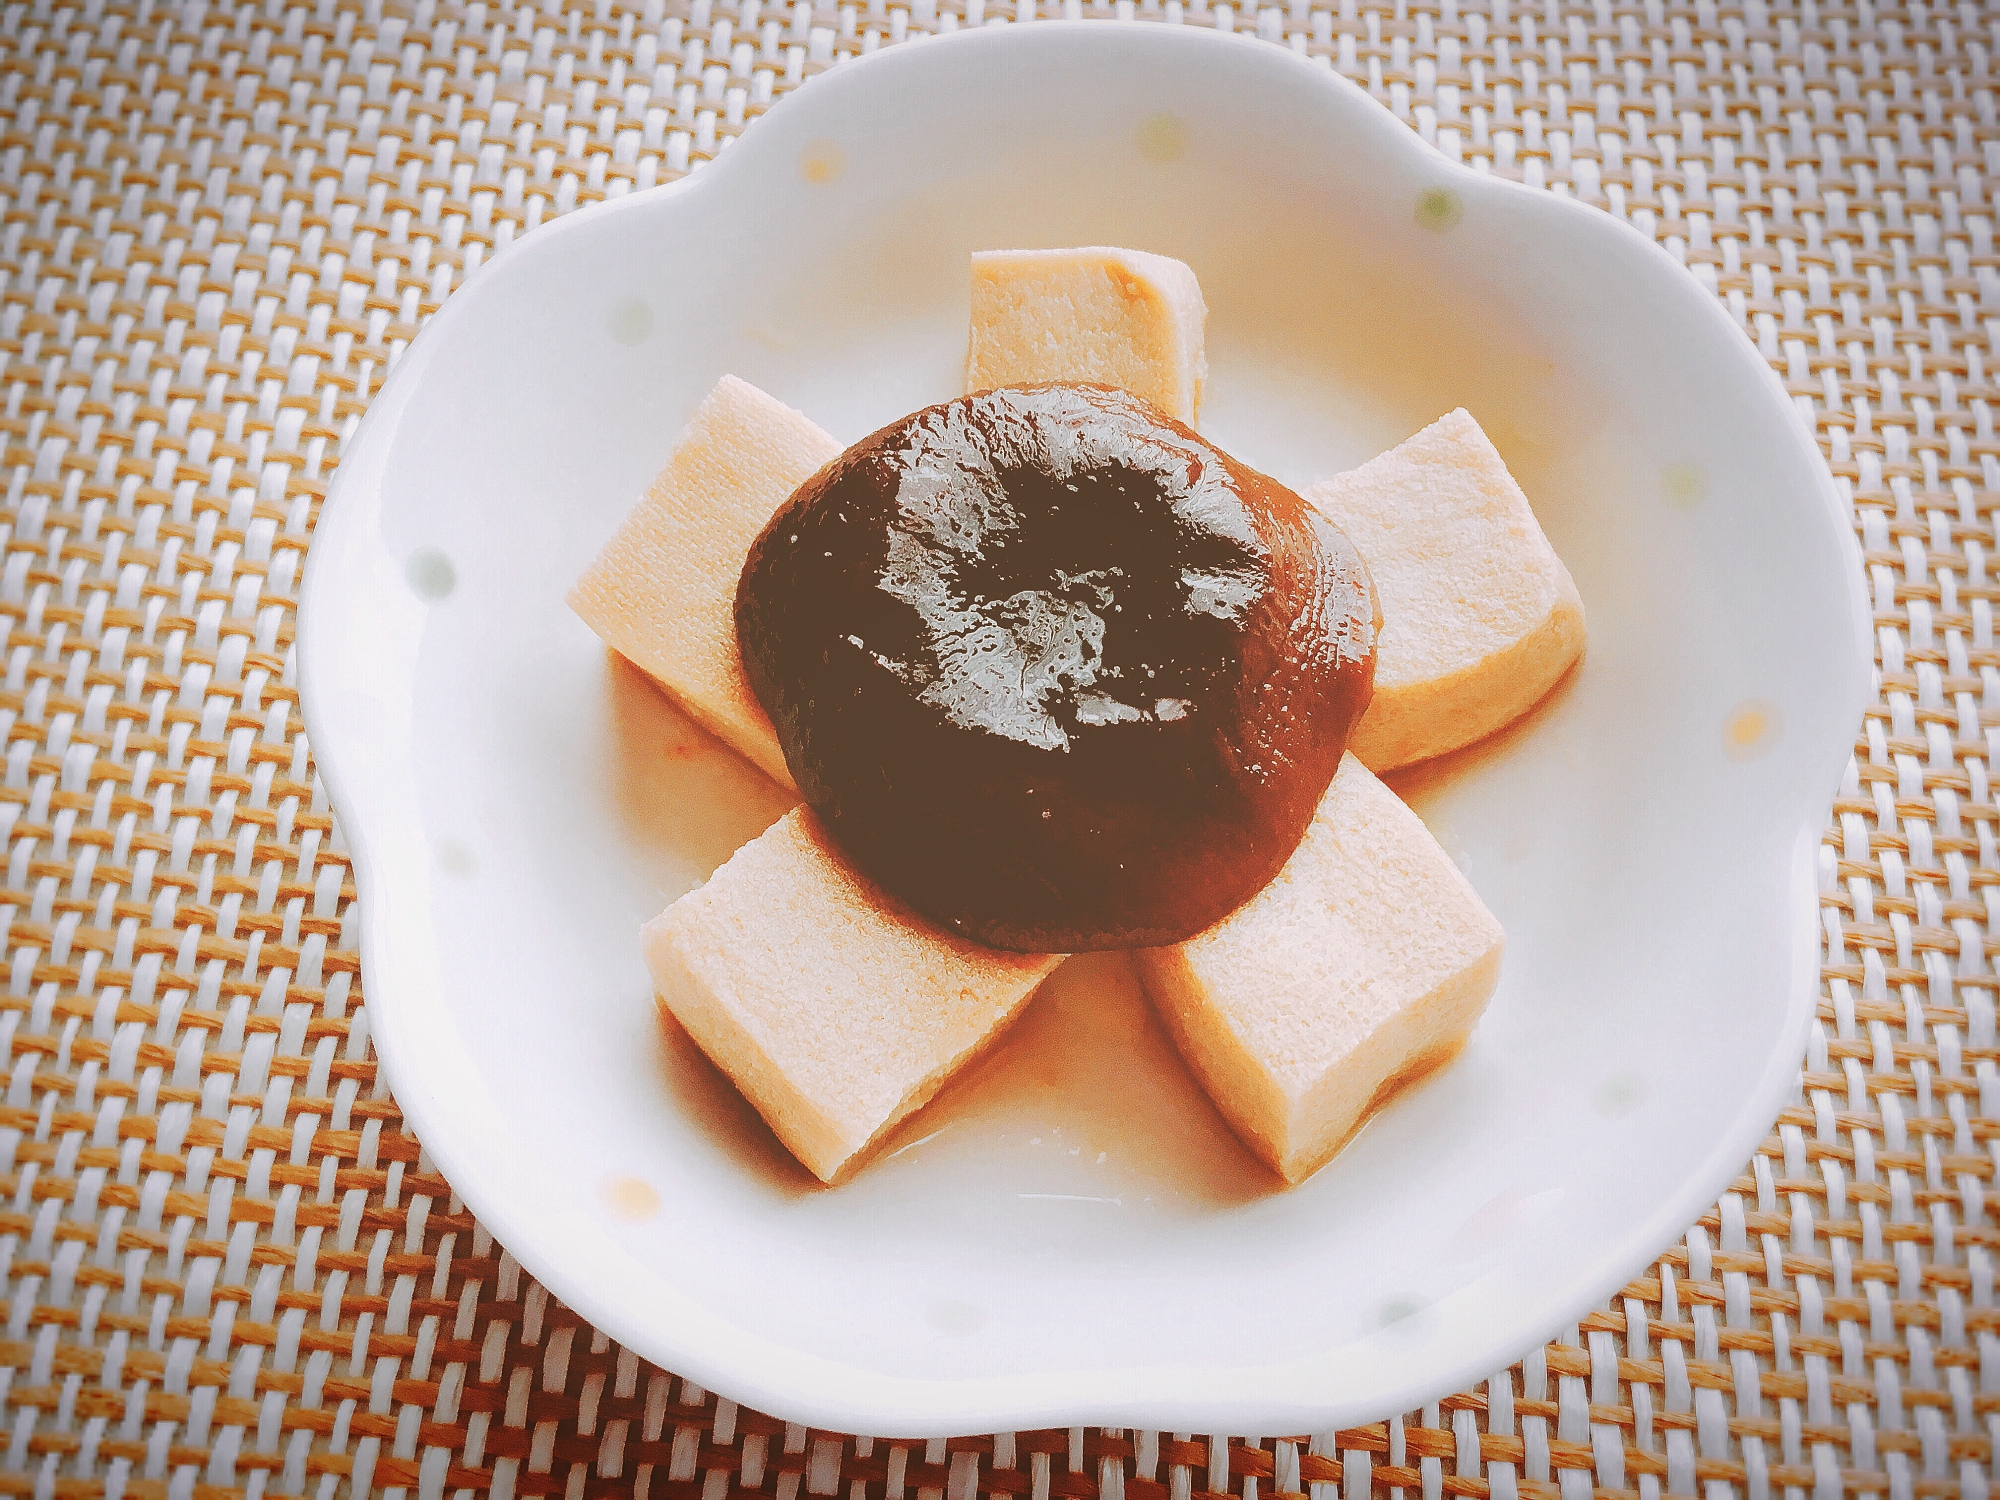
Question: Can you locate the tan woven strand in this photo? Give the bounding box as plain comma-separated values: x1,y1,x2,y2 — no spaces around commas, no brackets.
0,0,1988,1497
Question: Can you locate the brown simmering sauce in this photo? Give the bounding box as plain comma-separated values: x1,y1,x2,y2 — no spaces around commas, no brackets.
735,384,1378,952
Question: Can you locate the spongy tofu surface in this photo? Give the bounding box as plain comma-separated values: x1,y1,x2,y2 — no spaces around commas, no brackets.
966,248,1208,424
643,809,1064,1183
568,375,840,788
1304,409,1585,771
1135,754,1504,1183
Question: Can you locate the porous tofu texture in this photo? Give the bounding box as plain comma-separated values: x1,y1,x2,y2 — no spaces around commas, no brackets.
1305,409,1586,772
966,248,1207,424
568,375,841,789
644,809,1063,1183
1137,754,1504,1183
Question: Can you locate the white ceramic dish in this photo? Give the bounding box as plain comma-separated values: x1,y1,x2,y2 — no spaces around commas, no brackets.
298,22,1870,1435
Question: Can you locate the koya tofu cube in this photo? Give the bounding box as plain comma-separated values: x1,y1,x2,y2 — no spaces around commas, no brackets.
644,809,1064,1183
1306,409,1585,771
966,247,1207,424
569,375,840,788
1135,754,1504,1183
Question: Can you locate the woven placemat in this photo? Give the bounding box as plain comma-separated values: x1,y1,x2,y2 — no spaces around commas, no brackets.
0,0,1986,1495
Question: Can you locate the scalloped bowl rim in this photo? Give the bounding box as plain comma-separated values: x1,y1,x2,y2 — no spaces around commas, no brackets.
297,21,1871,1436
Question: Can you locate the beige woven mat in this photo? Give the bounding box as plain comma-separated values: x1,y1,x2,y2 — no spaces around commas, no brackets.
0,0,1986,1495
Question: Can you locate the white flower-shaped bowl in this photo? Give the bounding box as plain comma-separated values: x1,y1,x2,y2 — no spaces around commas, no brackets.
298,21,1870,1436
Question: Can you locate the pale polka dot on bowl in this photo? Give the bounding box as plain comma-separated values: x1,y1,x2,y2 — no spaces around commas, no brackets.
1378,1295,1428,1328
606,296,653,346
1136,112,1189,163
1663,461,1705,510
405,547,456,602
925,1298,987,1335
1594,1071,1645,1117
799,138,846,184
601,1174,662,1222
1723,699,1781,762
1415,185,1463,231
